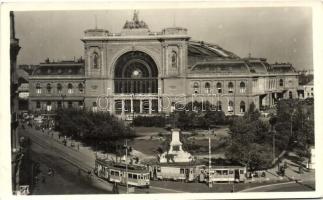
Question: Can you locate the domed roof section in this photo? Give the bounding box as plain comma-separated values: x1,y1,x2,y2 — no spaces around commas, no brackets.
244,58,270,74
187,41,240,68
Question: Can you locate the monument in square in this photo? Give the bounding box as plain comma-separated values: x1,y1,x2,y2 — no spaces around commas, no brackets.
159,129,193,163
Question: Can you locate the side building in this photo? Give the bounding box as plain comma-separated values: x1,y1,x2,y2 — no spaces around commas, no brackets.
28,60,85,113
28,12,299,117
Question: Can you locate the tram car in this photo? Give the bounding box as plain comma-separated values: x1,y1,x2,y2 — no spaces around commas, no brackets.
199,166,247,183
95,158,150,188
150,163,205,182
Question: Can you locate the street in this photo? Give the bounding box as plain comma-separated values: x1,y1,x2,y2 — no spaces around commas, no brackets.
240,180,315,192
18,125,316,194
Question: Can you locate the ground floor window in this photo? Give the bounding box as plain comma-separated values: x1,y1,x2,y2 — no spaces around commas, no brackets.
92,102,98,112
228,101,234,112
114,100,122,114
240,101,246,113
57,101,62,108
46,101,52,111
217,101,222,111
68,101,73,108
36,101,41,109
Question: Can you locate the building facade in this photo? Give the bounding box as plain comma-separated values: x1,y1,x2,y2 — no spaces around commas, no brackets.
29,12,299,118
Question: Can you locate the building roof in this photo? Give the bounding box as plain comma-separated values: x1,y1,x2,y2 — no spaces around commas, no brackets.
305,80,313,86
270,63,296,73
32,60,85,76
16,69,29,82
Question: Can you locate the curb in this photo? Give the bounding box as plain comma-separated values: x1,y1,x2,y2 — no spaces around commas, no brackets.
239,181,296,192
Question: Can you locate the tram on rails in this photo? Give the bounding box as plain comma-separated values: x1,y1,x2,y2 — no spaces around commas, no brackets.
95,158,150,188
149,163,246,183
150,163,205,182
200,166,247,183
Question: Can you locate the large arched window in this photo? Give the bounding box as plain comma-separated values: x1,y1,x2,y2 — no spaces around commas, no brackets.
240,82,246,93
240,101,246,113
228,100,234,112
228,82,234,93
114,51,158,94
36,83,42,94
93,52,99,69
68,83,73,94
216,82,222,93
46,83,52,93
279,79,284,87
57,83,62,94
205,82,211,94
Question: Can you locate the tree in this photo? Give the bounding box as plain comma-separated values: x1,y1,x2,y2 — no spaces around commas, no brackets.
225,104,272,171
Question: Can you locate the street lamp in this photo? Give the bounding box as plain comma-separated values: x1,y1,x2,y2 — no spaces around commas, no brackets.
272,128,276,161
124,139,129,193
290,109,296,138
132,93,135,124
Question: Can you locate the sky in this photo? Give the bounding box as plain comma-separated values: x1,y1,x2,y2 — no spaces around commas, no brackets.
14,7,313,70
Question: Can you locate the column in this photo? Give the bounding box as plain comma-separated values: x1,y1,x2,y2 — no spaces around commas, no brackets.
131,98,134,113
140,99,143,113
149,99,152,114
121,99,125,114
158,97,162,113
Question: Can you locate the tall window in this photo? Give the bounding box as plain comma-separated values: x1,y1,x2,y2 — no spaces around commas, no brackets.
78,83,84,93
36,83,42,94
289,91,293,99
46,101,52,111
228,82,234,93
46,83,52,93
36,101,41,109
228,101,234,112
279,79,284,87
93,52,99,69
193,82,199,94
68,101,73,108
240,101,246,113
216,82,222,93
67,83,73,94
79,101,84,109
217,101,222,111
205,82,211,94
171,51,177,68
57,101,62,109
240,82,246,93
92,102,98,112
57,83,62,94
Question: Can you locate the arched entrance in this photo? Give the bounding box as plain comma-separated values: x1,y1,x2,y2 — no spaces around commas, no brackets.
113,51,159,117
114,51,158,94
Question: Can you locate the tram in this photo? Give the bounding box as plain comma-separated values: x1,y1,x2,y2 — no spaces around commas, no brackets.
95,158,150,188
150,163,205,182
199,166,247,183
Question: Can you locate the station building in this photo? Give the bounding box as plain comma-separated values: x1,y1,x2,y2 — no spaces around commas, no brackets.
28,12,299,118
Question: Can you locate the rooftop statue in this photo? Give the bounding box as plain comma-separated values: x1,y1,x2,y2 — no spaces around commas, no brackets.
123,10,149,29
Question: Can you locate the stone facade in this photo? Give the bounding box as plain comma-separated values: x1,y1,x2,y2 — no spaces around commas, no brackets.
28,12,299,118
